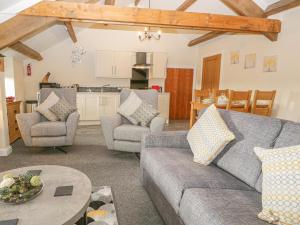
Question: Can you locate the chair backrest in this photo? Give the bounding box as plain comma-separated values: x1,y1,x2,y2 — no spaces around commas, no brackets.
194,89,214,102
40,88,77,107
251,90,276,116
227,90,252,113
120,89,158,109
214,89,229,109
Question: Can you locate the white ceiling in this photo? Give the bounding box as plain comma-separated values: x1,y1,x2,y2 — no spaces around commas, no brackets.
0,0,286,59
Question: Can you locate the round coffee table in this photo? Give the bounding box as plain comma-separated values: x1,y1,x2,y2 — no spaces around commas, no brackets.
0,165,92,225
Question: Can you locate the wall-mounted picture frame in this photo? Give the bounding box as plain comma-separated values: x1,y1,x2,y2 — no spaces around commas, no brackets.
244,53,256,69
230,51,240,64
263,56,277,72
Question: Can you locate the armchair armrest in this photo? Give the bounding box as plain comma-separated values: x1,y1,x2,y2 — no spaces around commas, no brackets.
150,116,166,133
100,114,122,150
142,131,190,149
65,111,80,145
16,112,41,146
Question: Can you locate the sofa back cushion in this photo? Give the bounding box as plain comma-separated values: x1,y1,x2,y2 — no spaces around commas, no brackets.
214,110,282,188
274,121,300,148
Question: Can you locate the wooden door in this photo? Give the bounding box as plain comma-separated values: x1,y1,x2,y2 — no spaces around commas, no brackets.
165,68,193,120
201,54,221,90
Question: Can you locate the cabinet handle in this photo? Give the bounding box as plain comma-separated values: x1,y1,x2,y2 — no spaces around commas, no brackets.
112,66,114,75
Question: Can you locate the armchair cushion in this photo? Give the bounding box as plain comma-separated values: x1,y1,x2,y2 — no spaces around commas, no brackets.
49,98,76,121
35,92,60,121
31,121,67,137
114,124,150,142
131,101,159,127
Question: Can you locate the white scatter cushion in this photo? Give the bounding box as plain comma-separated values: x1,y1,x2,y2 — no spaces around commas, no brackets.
35,92,60,121
187,104,235,165
118,91,142,125
254,145,300,225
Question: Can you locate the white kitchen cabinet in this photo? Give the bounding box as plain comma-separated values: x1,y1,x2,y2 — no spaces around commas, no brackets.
114,52,133,78
95,51,133,78
77,93,120,125
158,93,170,124
99,93,120,117
152,52,168,79
95,51,114,78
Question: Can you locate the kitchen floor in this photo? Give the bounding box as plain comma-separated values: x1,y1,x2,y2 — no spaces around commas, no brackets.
74,120,189,146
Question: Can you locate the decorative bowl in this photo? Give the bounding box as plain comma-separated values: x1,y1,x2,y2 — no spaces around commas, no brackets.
0,172,43,204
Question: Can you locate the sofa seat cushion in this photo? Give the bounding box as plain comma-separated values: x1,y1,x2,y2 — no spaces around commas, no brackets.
114,124,150,142
141,147,253,213
179,188,268,225
31,121,67,137
214,110,282,187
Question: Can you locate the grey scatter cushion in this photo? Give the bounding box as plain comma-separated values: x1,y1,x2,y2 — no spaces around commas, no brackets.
35,91,60,121
131,101,159,127
49,98,76,121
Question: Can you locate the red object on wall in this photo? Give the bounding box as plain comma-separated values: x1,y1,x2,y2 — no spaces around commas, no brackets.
26,64,31,76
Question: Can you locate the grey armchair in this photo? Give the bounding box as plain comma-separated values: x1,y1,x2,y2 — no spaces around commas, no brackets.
16,88,79,153
100,89,166,153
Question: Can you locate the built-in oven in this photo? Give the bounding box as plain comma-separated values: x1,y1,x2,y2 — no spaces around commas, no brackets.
130,68,149,89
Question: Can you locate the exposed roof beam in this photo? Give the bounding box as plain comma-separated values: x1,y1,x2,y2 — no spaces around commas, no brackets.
177,0,197,11
0,16,56,50
10,41,43,61
134,0,141,6
265,0,300,16
105,0,115,5
188,31,226,46
188,0,278,47
20,2,281,34
64,21,77,43
220,0,264,17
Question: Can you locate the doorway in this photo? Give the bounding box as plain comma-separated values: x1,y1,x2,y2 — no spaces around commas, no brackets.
201,54,221,90
165,68,193,120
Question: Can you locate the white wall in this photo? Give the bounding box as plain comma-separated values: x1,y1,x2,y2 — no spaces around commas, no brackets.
195,8,300,122
23,28,197,99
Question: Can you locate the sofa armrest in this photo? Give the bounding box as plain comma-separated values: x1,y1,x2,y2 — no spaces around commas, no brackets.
142,131,190,149
150,116,166,133
65,111,80,145
16,112,41,146
100,114,122,150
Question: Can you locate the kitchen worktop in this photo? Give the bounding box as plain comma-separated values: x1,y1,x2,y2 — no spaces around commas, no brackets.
77,87,122,93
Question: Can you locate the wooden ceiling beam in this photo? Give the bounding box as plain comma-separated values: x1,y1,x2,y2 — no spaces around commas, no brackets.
10,41,43,61
177,0,197,11
64,21,77,43
188,31,226,46
134,0,141,6
188,0,279,47
265,0,300,16
19,2,281,34
220,0,265,17
104,0,115,5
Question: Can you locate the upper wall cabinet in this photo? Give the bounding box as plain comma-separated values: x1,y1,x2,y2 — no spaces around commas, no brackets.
151,52,168,79
95,51,133,78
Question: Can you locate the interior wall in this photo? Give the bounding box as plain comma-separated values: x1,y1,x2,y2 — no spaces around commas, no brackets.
13,58,25,112
23,28,197,100
195,8,300,122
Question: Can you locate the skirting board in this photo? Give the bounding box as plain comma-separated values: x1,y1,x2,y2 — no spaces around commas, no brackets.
0,145,12,156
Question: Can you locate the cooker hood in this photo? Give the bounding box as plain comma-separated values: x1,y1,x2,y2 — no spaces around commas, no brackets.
133,52,152,68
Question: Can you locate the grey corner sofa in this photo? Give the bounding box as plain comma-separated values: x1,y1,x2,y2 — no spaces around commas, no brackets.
141,109,300,225
100,89,166,153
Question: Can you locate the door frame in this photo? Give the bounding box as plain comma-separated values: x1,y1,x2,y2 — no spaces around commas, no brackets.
201,54,222,90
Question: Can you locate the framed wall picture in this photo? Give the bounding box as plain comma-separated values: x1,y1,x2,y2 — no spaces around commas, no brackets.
263,56,277,72
230,51,240,64
244,53,256,69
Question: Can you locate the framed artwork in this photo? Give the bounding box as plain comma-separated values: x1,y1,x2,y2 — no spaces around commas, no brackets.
230,51,240,64
263,56,277,72
244,53,256,69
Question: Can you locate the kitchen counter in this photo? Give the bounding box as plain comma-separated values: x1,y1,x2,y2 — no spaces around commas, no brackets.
77,87,122,93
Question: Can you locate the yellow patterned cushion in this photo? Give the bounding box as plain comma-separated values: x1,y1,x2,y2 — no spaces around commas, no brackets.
187,104,235,165
254,145,300,225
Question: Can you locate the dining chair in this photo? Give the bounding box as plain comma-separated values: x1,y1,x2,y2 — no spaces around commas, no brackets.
214,89,229,109
194,89,215,103
227,90,252,113
251,90,276,116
